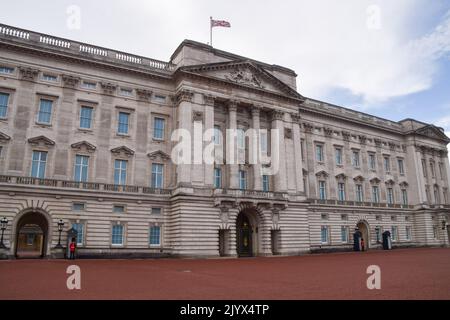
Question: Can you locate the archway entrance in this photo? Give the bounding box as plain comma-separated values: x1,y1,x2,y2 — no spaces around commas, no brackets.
236,207,262,257
15,211,49,259
356,221,370,251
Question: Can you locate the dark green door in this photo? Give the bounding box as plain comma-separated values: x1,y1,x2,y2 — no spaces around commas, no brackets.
237,214,252,257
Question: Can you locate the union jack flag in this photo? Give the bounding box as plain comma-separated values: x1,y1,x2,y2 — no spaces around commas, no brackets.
211,19,231,28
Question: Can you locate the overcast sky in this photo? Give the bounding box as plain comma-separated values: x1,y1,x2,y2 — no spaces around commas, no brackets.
1,0,450,138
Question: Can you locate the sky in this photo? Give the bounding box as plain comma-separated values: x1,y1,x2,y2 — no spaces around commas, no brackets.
1,0,450,140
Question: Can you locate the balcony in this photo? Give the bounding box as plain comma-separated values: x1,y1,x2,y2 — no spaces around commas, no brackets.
0,175,171,196
308,198,414,209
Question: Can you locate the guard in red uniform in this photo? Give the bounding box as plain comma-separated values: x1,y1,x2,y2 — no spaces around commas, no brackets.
69,239,76,259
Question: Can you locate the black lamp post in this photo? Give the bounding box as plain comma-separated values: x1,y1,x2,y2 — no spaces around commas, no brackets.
0,217,8,249
56,219,64,248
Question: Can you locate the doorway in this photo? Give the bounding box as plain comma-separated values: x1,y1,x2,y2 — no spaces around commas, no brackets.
15,211,49,258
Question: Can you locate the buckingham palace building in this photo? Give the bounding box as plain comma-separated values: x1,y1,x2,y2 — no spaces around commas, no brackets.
0,23,449,259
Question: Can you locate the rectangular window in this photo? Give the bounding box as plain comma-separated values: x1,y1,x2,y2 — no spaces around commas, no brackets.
72,223,84,245
118,112,129,134
214,125,221,145
260,130,268,154
338,182,345,201
42,74,58,82
214,168,222,189
430,162,436,178
321,226,329,244
401,189,408,206
335,148,342,165
81,81,96,90
384,156,390,172
369,153,376,170
422,159,427,177
387,188,394,205
79,106,93,129
355,184,364,202
151,163,164,189
239,170,247,190
352,151,360,167
319,181,326,200
262,175,269,192
153,117,165,140
398,159,405,175
0,66,14,74
341,226,349,243
111,225,124,245
72,203,85,211
31,151,47,178
113,205,125,213
154,95,166,103
0,93,10,118
316,144,324,162
38,99,53,124
433,226,439,239
444,189,448,204
375,227,382,243
151,207,161,215
119,88,133,96
372,186,380,203
149,226,161,246
434,187,440,204
237,129,245,150
74,155,89,182
114,160,127,185
391,226,398,241
405,226,412,241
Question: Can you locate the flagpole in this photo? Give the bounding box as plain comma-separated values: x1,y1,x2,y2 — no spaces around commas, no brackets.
210,16,213,47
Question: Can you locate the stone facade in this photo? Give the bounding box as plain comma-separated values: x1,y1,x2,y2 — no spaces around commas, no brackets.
0,23,449,259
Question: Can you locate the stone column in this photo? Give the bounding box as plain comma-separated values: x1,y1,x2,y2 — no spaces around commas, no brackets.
251,106,262,191
271,110,287,192
227,101,239,189
443,150,450,194
414,145,428,204
175,89,194,187
291,114,304,193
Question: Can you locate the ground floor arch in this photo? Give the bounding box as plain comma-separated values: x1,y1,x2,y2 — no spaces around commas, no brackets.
356,220,370,251
14,209,51,259
236,206,265,257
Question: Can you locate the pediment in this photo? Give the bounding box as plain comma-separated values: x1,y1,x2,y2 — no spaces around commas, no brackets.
315,170,329,179
71,141,96,152
147,150,170,161
27,135,55,146
415,125,450,143
180,60,304,100
353,175,365,182
0,131,11,142
111,146,134,156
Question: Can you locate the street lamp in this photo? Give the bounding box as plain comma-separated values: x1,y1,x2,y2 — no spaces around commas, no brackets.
0,217,8,249
56,219,64,248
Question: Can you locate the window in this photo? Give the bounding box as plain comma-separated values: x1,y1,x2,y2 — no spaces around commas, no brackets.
444,189,449,204
42,74,57,82
375,215,382,221
214,168,222,188
0,66,14,74
368,153,376,170
319,181,326,200
335,148,342,165
113,205,125,213
214,125,221,145
405,226,412,241
338,182,345,201
260,131,268,154
74,155,89,182
72,223,84,245
422,159,427,177
398,159,405,175
352,151,360,167
72,203,85,211
79,106,93,129
239,170,247,190
391,226,398,241
433,226,439,239
118,112,129,134
149,226,161,246
321,226,329,244
31,151,47,178
151,163,164,189
114,160,127,185
37,99,53,124
341,226,349,243
372,186,380,203
237,129,245,150
315,144,324,162
430,162,436,178
154,95,166,103
0,93,9,118
153,117,165,140
262,175,269,192
387,188,394,205
27,234,35,246
151,207,162,215
401,189,408,206
321,214,328,220
111,224,124,245
438,163,444,180
355,184,364,202
426,186,431,203
384,156,390,172
341,214,348,221
119,88,133,96
375,227,382,243
81,81,96,90
434,186,440,204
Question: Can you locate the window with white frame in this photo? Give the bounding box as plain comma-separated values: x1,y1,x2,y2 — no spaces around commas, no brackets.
375,226,382,243
434,186,440,204
151,163,164,189
31,151,47,178
72,203,85,211
151,207,162,215
405,226,412,241
387,188,394,205
438,163,444,180
398,159,405,175
119,88,133,97
79,106,93,129
430,162,436,178
335,147,343,165
37,99,53,124
72,223,84,245
262,175,269,192
315,144,324,162
114,160,127,185
149,225,161,246
113,205,125,213
260,130,268,154
401,189,408,205
368,153,376,170
0,92,10,118
118,112,129,134
338,182,346,201
74,155,89,182
214,167,222,188
0,66,14,74
384,156,390,172
42,74,58,82
319,181,326,200
422,159,427,177
341,226,349,243
352,150,360,167
111,224,124,245
213,125,221,145
237,128,245,150
153,117,165,140
321,226,329,244
391,226,398,241
355,184,364,202
239,170,247,190
81,81,96,90
372,186,380,203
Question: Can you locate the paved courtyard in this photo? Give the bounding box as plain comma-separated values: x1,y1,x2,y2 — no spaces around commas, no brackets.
0,248,449,300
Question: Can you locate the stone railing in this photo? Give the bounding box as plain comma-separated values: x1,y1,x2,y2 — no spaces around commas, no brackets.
0,175,171,196
214,188,288,201
0,23,176,72
308,198,414,209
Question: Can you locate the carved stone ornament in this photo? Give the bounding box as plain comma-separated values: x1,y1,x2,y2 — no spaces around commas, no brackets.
136,88,153,101
284,128,293,139
175,89,194,105
374,138,382,148
358,135,367,145
341,131,351,141
303,123,314,133
110,146,135,157
100,82,117,95
203,94,215,106
0,131,11,142
225,67,264,89
19,67,39,81
291,113,301,124
71,141,96,153
27,135,55,147
147,150,171,161
193,111,204,122
323,127,333,137
62,74,81,88
271,110,284,122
